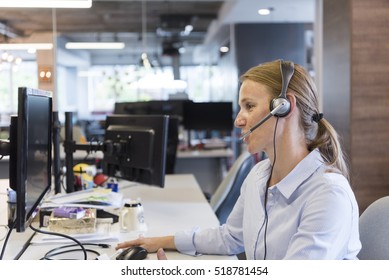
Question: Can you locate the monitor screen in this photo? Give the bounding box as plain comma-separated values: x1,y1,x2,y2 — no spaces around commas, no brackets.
114,101,151,115
183,101,234,131
102,114,169,188
114,100,189,123
9,87,52,232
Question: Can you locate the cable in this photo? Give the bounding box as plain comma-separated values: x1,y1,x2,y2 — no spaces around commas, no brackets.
263,117,279,259
253,117,279,260
0,220,16,260
41,243,109,260
29,223,88,260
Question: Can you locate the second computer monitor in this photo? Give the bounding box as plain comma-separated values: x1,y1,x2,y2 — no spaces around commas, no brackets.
183,101,233,132
103,114,169,188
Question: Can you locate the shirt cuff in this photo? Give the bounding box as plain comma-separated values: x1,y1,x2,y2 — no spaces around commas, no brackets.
174,226,202,256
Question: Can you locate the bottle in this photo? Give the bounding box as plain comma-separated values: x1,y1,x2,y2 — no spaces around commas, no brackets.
107,178,118,192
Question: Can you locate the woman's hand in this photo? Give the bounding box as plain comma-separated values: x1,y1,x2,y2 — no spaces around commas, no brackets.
115,235,175,253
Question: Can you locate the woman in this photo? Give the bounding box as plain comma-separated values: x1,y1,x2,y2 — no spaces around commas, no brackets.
116,60,361,259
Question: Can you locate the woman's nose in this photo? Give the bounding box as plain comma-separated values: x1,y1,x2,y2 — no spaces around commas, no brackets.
234,114,245,128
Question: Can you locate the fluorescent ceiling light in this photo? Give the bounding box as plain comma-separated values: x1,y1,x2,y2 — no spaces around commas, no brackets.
65,42,125,50
0,43,53,50
0,0,92,8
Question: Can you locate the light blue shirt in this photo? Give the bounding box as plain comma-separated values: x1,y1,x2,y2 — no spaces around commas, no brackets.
175,149,361,259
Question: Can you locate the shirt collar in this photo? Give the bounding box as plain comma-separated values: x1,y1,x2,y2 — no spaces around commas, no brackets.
273,149,324,199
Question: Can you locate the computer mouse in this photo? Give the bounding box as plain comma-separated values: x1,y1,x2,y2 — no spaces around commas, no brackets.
116,246,148,260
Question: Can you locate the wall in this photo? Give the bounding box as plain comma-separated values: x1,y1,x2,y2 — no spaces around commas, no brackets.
322,0,351,152
350,0,389,211
322,0,389,212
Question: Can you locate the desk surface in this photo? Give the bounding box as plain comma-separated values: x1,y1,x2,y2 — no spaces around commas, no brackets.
177,148,233,159
1,175,236,260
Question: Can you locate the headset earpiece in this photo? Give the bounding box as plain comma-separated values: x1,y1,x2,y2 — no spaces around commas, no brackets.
270,60,294,117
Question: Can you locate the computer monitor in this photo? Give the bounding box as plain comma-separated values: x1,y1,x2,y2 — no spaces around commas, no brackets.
9,87,53,232
102,114,169,188
182,101,234,131
114,100,189,123
114,101,150,115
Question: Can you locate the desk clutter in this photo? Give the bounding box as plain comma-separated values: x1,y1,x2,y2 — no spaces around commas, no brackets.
31,186,147,246
48,208,97,234
30,207,120,246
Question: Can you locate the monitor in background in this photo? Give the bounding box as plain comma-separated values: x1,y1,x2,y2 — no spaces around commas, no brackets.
182,101,233,131
9,87,53,232
102,114,169,188
114,100,189,123
114,101,150,115
113,100,185,174
182,102,233,147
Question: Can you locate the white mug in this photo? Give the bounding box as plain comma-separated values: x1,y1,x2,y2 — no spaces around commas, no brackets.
120,201,145,233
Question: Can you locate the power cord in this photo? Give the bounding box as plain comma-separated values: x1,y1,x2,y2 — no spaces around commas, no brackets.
0,220,16,260
29,223,89,260
40,243,110,260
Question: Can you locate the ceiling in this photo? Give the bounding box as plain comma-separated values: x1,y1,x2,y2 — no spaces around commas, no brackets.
0,0,315,66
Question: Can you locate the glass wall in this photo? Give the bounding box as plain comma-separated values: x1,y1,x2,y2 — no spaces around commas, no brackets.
0,57,231,121
59,63,232,116
0,60,38,129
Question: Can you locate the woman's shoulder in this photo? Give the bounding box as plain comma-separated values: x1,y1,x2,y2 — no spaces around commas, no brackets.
310,168,356,203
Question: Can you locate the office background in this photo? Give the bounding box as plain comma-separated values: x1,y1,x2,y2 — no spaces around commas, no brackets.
0,0,388,213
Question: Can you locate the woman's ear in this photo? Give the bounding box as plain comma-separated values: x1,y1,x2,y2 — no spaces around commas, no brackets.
284,93,297,119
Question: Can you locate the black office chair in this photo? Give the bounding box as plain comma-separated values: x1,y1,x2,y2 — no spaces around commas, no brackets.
209,150,256,225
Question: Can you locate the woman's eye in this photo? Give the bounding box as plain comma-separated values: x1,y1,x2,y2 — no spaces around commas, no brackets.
245,103,254,110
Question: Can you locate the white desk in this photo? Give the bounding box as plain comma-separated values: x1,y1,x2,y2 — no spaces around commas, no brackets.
1,175,236,260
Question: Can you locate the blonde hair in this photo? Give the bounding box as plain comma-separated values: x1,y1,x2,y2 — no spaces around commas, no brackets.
240,60,349,180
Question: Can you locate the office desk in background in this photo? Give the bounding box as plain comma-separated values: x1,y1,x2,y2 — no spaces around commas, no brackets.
0,146,101,179
0,147,234,197
175,149,233,196
1,174,236,260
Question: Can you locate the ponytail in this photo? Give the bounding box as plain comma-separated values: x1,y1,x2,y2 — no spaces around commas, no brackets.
308,119,350,180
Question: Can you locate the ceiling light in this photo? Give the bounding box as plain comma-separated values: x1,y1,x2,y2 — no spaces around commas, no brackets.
65,42,125,50
0,0,92,8
258,8,272,16
0,43,53,50
219,46,229,53
140,0,152,69
181,25,193,36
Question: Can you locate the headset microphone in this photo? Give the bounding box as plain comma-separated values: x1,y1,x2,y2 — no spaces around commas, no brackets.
239,101,288,141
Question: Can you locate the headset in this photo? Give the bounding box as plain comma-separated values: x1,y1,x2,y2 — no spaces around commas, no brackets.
239,60,295,141
253,59,295,260
270,59,294,117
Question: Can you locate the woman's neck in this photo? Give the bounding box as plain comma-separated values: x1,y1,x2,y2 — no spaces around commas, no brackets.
267,136,309,187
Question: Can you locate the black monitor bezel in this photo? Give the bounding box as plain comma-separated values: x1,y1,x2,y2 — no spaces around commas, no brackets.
103,114,169,188
13,87,53,232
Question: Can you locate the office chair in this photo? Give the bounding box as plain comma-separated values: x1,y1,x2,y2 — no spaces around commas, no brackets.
210,150,256,225
358,196,389,259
